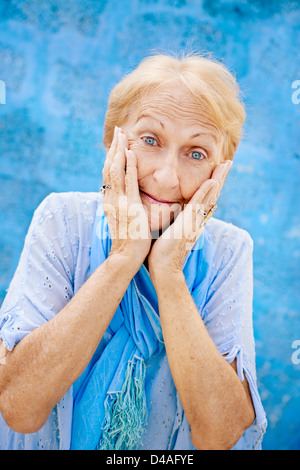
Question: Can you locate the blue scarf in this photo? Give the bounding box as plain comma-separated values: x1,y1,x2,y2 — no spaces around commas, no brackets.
71,197,205,450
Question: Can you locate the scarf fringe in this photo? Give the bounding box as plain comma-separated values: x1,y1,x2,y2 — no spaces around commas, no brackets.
97,356,148,450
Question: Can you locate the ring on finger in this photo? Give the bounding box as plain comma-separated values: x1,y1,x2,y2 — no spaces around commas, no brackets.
197,208,207,217
99,184,111,194
198,204,217,226
206,204,217,219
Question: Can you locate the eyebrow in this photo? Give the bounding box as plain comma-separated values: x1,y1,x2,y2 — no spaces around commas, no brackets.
135,113,218,142
190,132,217,142
135,114,165,129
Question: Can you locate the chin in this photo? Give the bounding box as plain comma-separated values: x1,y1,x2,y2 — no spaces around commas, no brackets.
145,206,179,238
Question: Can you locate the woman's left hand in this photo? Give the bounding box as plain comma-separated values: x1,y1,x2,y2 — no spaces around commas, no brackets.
148,160,232,277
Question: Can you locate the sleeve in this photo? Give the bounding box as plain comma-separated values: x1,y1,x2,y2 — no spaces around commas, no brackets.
0,193,75,352
201,228,267,449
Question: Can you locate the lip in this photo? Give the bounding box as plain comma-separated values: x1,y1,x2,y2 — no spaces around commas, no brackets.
140,190,179,206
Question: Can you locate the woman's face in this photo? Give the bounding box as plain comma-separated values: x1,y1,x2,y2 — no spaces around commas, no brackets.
122,85,224,233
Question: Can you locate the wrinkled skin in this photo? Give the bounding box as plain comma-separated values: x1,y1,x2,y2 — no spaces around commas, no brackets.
102,84,232,271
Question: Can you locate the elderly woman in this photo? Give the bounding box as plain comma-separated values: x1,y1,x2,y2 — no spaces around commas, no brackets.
0,53,266,450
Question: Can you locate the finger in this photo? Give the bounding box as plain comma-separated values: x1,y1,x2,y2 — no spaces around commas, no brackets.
203,160,232,207
202,178,219,208
109,130,127,192
212,160,232,189
179,179,216,234
102,159,111,185
102,126,119,184
106,126,119,164
190,178,217,207
125,149,140,199
190,179,217,230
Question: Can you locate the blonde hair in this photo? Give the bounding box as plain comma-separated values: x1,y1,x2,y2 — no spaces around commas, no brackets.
103,53,246,161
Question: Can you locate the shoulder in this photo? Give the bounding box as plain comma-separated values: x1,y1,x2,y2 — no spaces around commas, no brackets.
205,217,253,247
36,191,101,218
31,191,101,247
204,217,253,266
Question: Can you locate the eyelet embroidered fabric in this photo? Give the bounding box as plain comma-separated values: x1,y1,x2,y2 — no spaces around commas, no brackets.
0,192,267,450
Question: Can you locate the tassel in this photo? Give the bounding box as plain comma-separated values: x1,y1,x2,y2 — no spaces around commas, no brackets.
97,356,147,450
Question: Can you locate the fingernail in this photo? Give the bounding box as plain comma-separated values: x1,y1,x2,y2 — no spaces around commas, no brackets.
222,161,232,173
208,178,216,187
118,129,123,143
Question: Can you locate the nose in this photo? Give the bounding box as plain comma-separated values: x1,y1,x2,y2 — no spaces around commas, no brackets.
152,150,180,190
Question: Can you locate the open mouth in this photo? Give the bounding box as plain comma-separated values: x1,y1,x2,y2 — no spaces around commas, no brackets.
140,190,178,206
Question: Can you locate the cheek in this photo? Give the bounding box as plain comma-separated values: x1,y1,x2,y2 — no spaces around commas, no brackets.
128,141,155,177
128,136,143,159
179,162,214,201
128,140,145,158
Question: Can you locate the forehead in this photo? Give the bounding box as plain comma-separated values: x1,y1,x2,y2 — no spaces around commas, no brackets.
130,84,221,135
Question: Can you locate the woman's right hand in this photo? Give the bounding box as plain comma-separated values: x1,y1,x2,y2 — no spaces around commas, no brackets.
102,126,152,268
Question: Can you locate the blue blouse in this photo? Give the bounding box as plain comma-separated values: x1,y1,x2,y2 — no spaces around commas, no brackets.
0,192,267,450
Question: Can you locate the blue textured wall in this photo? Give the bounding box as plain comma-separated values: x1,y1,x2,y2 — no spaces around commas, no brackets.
0,0,299,450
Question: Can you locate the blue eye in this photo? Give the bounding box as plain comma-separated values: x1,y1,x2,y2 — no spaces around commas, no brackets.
143,136,157,146
191,151,205,160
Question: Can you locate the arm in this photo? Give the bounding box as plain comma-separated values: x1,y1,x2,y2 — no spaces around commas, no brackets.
149,268,255,450
148,162,255,450
0,252,140,434
0,127,150,434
